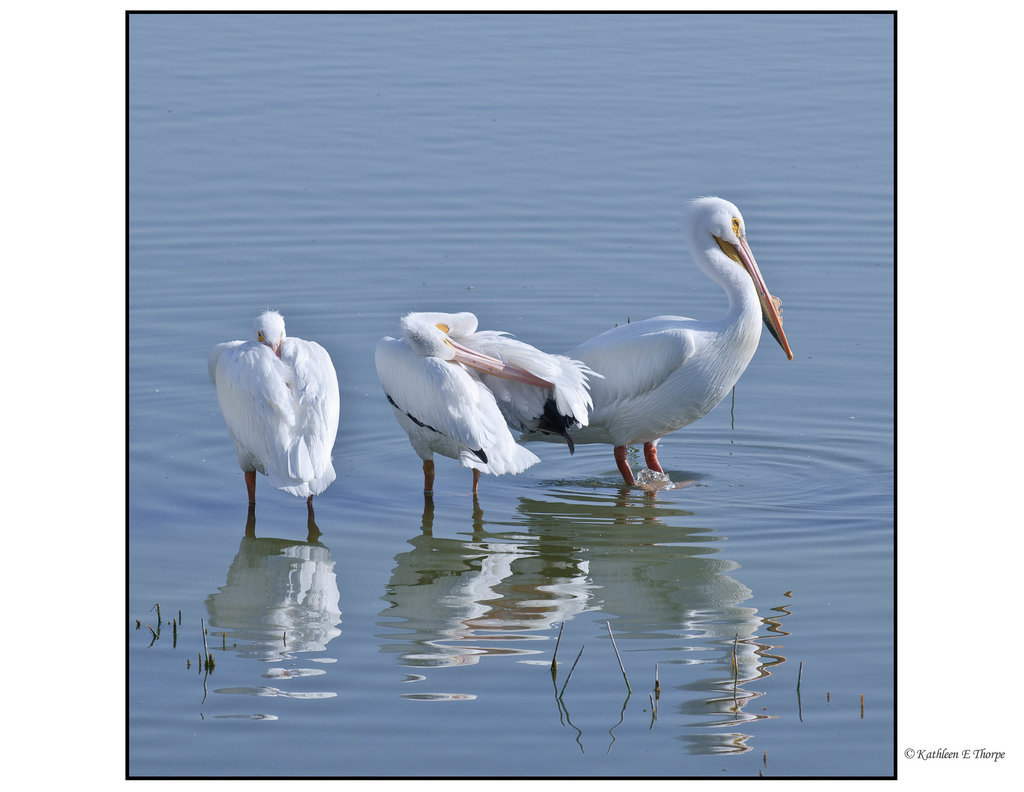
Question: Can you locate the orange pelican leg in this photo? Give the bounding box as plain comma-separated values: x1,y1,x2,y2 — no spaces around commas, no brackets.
423,459,435,496
472,468,480,494
245,471,257,504
614,446,636,485
644,442,664,474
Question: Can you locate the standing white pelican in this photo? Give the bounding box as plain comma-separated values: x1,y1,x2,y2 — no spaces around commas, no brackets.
521,197,793,485
375,311,596,495
209,310,340,506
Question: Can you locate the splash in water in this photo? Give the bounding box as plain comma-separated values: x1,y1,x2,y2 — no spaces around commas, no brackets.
631,468,700,490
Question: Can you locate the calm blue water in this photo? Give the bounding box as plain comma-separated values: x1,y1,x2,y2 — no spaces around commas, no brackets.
129,12,893,778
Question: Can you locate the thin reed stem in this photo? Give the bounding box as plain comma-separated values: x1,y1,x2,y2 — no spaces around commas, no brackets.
606,622,631,693
551,622,565,672
558,645,584,699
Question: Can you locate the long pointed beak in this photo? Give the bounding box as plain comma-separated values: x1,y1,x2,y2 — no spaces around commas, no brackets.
447,340,555,388
736,236,793,361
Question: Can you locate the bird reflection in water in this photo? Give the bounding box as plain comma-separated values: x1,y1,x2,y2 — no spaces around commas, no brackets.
203,507,342,713
244,501,323,544
379,485,794,755
519,488,795,755
379,496,595,682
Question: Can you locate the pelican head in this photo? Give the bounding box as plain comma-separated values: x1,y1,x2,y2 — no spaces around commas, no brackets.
688,197,793,360
400,311,554,387
400,312,475,359
252,310,287,357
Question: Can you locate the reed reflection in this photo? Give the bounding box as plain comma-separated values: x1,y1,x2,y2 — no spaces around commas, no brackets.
202,506,342,709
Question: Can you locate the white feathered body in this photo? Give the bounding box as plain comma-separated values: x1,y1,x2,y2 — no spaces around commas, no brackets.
523,307,762,449
375,335,540,475
375,311,597,478
520,196,782,454
209,336,340,498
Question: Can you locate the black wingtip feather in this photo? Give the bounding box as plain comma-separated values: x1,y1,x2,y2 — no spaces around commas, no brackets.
535,398,577,454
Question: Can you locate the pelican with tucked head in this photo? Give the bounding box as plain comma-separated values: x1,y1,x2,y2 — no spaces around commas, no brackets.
376,311,596,495
209,310,340,506
521,197,792,485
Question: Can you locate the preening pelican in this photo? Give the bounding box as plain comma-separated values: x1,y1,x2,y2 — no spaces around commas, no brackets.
375,311,596,495
521,197,793,485
209,310,340,505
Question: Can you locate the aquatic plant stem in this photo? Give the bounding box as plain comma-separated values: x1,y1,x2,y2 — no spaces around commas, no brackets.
551,622,564,672
558,645,584,699
201,618,215,671
606,621,631,693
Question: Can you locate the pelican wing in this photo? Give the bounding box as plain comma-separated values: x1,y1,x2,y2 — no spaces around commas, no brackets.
209,340,243,384
569,317,699,407
280,337,340,495
467,330,598,431
211,340,298,481
376,336,510,455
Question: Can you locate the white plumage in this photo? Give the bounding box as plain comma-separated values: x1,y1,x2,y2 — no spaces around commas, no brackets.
209,310,340,504
375,311,596,494
521,197,793,485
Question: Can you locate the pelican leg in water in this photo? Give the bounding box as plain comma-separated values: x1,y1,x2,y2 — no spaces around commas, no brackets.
429,463,482,495
420,459,476,495
245,471,258,504
613,443,665,483
376,312,597,495
210,310,341,505
521,197,792,486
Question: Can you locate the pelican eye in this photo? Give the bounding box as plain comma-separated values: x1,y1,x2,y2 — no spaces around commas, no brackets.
731,217,741,236
435,323,450,333
257,331,265,342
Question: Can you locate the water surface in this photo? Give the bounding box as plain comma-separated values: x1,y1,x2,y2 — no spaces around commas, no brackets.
129,12,893,778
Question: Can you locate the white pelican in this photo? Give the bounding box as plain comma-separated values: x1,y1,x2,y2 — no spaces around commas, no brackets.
209,310,340,505
521,197,793,485
375,311,597,495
